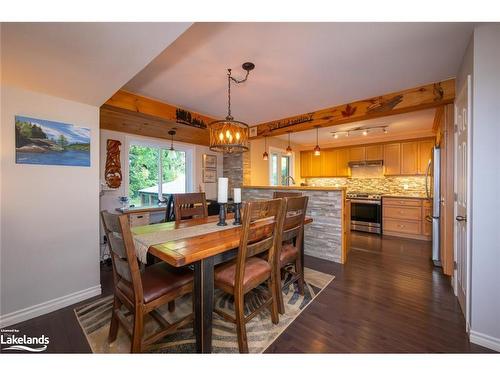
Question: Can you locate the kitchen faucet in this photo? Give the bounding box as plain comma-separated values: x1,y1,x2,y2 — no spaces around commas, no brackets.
283,175,296,186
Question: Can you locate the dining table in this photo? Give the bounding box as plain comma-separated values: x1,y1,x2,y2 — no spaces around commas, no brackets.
131,213,313,353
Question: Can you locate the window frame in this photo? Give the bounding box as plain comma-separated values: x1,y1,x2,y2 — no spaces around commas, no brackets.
268,146,295,186
125,135,194,204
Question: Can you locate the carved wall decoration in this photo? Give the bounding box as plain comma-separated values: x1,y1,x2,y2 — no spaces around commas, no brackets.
105,139,122,189
341,104,357,117
175,108,207,129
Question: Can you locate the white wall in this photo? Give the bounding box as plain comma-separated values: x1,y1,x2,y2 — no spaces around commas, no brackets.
0,85,101,327
467,24,500,351
100,129,223,215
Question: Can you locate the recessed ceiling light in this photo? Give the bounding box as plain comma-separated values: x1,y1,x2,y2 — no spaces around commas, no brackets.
362,130,368,136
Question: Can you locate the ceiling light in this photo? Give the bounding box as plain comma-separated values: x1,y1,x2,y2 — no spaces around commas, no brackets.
209,62,255,154
262,136,269,160
313,126,321,156
362,130,368,136
168,129,176,151
286,131,292,156
333,133,339,139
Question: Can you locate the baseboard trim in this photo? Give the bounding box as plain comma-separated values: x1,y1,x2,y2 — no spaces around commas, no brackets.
470,330,500,352
0,285,102,328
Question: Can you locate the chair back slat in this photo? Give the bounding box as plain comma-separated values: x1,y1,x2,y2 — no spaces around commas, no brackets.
174,193,208,223
108,232,127,259
114,257,133,282
273,191,302,199
101,210,122,234
234,199,285,289
276,195,309,264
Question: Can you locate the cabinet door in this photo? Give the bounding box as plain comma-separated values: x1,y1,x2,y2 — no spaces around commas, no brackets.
365,144,383,161
300,151,312,178
310,151,322,176
422,206,433,236
349,146,366,162
383,143,401,175
401,141,419,175
418,140,434,175
321,149,337,176
337,148,350,177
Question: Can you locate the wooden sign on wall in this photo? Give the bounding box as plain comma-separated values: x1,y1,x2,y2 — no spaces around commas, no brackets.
104,139,122,189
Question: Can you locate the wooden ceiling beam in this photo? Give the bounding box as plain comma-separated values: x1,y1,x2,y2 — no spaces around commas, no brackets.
250,79,455,139
100,90,217,146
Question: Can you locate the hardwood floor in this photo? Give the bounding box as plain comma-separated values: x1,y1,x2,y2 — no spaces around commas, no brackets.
266,232,491,353
1,233,491,353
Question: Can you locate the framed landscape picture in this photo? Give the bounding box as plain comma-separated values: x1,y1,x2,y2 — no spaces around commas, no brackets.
15,115,90,167
203,154,217,169
203,168,217,183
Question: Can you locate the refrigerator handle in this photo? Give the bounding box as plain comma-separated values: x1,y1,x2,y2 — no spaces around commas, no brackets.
425,159,432,199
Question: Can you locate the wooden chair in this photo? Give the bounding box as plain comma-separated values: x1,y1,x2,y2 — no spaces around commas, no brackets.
100,211,194,353
213,199,285,353
273,191,302,199
275,196,309,314
173,192,208,224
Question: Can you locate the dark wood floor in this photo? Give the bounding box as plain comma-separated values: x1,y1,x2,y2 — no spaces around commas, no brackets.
1,232,491,353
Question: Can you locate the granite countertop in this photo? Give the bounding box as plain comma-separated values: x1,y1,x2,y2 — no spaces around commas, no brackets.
382,194,430,199
242,185,346,192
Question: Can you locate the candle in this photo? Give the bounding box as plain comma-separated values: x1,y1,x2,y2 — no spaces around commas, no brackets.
218,177,228,203
234,188,241,203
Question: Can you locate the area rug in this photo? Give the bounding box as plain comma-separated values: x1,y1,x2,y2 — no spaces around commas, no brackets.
75,267,334,353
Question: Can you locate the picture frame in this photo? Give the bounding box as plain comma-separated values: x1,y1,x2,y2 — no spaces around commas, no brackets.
203,168,217,183
203,154,217,169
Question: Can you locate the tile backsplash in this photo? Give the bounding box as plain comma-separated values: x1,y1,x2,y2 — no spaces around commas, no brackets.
306,176,427,196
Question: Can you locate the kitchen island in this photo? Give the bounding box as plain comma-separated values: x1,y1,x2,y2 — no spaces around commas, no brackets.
242,186,348,263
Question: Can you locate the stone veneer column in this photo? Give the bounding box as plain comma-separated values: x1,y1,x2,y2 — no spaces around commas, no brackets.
223,145,251,195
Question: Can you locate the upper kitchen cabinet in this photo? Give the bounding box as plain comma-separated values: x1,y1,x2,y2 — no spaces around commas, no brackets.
321,149,337,176
337,148,351,177
383,143,401,175
365,144,383,161
401,141,419,175
417,140,435,174
349,146,366,162
300,150,313,177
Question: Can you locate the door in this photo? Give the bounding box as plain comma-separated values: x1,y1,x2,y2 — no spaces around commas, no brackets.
454,75,471,328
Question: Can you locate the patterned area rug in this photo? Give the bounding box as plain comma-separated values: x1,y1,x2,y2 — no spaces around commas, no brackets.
75,267,334,353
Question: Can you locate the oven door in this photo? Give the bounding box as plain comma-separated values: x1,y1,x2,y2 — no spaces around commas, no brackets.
350,199,381,233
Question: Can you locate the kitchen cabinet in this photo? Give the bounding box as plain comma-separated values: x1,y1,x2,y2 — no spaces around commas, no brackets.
310,151,322,176
349,146,366,162
321,149,337,176
418,140,434,175
365,144,383,161
337,148,350,177
383,143,401,175
382,197,431,241
300,151,312,177
401,141,419,175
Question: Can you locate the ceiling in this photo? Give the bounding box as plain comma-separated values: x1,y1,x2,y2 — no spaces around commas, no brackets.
124,22,473,124
1,22,192,106
274,108,436,148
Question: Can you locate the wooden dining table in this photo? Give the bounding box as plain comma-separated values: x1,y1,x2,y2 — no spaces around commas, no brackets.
131,214,313,353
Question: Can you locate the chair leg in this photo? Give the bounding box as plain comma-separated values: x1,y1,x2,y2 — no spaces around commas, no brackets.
276,267,286,315
108,296,121,343
295,257,305,295
234,293,249,353
269,275,280,324
168,300,176,313
131,306,144,353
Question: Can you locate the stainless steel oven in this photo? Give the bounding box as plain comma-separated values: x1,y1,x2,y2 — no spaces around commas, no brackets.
347,193,382,234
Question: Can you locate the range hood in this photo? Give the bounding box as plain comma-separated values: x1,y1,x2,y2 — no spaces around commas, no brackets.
348,160,384,167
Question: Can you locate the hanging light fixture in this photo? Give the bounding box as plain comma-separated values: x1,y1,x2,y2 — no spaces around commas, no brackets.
262,136,269,160
209,62,255,153
286,131,293,156
168,128,176,151
313,126,321,156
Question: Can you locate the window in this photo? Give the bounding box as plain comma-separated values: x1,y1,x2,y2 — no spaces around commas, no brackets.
269,148,294,186
128,143,187,206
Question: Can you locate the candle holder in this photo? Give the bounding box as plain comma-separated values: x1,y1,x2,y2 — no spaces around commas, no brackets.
233,203,242,225
217,203,227,226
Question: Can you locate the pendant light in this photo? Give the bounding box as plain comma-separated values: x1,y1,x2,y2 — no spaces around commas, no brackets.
262,136,269,160
168,129,176,151
313,126,321,156
209,62,255,154
286,131,293,156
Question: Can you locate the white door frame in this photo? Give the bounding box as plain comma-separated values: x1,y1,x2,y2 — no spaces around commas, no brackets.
268,146,295,186
453,74,472,332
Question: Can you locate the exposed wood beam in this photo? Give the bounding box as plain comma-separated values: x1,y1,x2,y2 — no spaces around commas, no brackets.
250,79,455,139
100,90,217,146
432,106,445,132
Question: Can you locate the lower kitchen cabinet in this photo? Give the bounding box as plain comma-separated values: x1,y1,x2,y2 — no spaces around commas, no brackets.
382,197,432,241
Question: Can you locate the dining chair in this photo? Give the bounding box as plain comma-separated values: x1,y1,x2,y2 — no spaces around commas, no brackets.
173,192,208,224
213,199,285,353
100,211,194,353
275,195,309,314
273,191,303,199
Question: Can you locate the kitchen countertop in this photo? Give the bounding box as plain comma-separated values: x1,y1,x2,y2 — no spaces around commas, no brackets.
242,185,346,192
382,194,430,199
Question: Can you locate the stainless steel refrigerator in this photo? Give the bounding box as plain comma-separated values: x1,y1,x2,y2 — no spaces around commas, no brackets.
425,146,441,266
